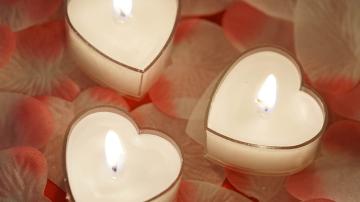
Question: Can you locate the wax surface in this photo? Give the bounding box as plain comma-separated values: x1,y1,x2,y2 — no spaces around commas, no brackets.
66,112,181,201
67,0,178,70
208,51,325,147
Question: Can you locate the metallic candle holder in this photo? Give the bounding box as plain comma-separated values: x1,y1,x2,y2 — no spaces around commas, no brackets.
64,106,183,201
65,0,180,99
205,46,328,176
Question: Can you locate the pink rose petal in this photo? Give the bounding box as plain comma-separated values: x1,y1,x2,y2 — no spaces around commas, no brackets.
222,1,294,51
131,104,225,185
226,170,290,201
50,77,81,102
324,84,360,121
0,93,54,149
74,87,130,113
294,0,360,94
0,20,79,101
149,19,239,119
0,0,62,31
177,180,252,202
12,96,54,149
241,0,297,21
44,134,67,190
286,121,360,201
68,67,97,90
181,0,233,17
0,25,16,68
39,97,74,189
322,120,360,158
304,199,335,202
186,74,221,145
0,147,49,201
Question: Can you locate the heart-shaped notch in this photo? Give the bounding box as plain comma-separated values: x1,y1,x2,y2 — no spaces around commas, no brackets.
66,0,180,98
65,106,183,201
206,46,327,176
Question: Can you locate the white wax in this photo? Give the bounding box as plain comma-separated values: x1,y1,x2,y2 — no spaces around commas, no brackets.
208,51,325,147
67,0,178,70
66,111,182,201
206,50,326,175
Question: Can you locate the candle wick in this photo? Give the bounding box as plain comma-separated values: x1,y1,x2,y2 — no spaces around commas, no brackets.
112,165,118,173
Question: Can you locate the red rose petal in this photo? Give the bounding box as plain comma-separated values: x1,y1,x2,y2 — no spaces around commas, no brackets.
177,180,252,202
324,84,360,121
0,93,54,149
226,170,288,201
304,199,336,202
16,20,65,60
322,120,360,157
186,75,220,145
131,104,225,185
74,87,130,113
0,0,62,31
0,25,16,68
294,1,360,94
286,165,325,201
181,0,233,17
0,147,49,201
149,19,239,120
13,96,54,149
222,1,294,51
51,77,81,102
0,20,79,99
286,121,360,201
40,96,74,189
241,0,297,21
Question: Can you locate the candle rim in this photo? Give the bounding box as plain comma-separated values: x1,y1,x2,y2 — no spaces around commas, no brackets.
205,45,329,150
63,105,184,202
65,0,181,73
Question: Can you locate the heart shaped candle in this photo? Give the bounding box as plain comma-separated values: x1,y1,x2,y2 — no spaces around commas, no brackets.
65,106,182,201
66,0,179,98
206,47,327,176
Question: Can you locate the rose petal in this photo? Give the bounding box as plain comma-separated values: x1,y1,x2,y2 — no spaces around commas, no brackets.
0,147,49,201
177,180,252,202
50,77,81,102
0,25,16,68
0,0,62,31
0,92,54,149
294,0,360,94
286,121,360,201
186,74,221,145
0,20,79,101
149,19,239,119
222,1,294,51
44,134,67,190
324,84,360,121
226,170,289,202
131,104,225,185
181,0,233,17
303,199,335,202
322,120,360,158
40,96,74,189
74,87,130,114
68,67,97,91
241,0,297,21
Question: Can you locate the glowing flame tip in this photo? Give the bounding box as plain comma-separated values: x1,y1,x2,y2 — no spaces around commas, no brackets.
105,130,124,173
256,74,277,112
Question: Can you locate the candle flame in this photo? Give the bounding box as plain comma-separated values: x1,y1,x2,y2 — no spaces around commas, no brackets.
105,130,125,173
256,74,277,112
113,0,132,20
